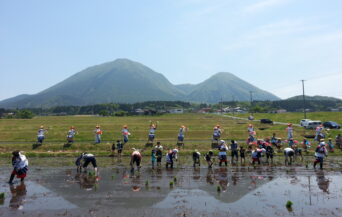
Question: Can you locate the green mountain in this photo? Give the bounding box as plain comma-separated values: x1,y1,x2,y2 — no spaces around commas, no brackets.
186,72,279,102
0,59,280,108
287,95,342,101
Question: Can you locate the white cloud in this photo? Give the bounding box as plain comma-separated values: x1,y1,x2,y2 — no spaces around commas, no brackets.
243,0,290,14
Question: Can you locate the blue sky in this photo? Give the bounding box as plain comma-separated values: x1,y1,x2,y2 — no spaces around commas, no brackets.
1,0,342,101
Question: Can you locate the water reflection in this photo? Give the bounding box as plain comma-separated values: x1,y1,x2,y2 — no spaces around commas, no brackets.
74,173,97,190
9,182,26,210
315,171,330,193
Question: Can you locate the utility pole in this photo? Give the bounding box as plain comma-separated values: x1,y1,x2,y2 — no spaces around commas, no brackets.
301,80,307,119
249,91,254,114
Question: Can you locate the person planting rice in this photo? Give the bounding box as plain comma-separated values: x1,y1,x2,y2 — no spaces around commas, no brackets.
192,149,201,167
130,148,142,172
148,121,158,143
251,148,261,165
177,125,187,148
204,150,214,168
75,153,98,175
66,126,77,144
271,133,277,146
121,125,130,144
265,143,274,163
36,125,47,144
286,123,294,140
94,125,102,144
302,138,311,152
314,140,328,169
165,150,174,168
172,148,179,161
284,147,295,165
8,151,28,184
230,140,238,164
239,146,246,164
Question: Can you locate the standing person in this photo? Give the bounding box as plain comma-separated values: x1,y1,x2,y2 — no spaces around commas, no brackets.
314,140,328,169
266,143,274,163
8,151,28,184
148,121,158,143
121,125,130,144
218,146,228,167
116,140,123,157
66,126,77,144
239,146,246,164
155,142,163,167
230,140,239,164
284,147,295,166
192,150,201,167
204,150,214,168
94,125,102,144
37,125,47,144
177,125,187,148
130,148,142,173
286,123,294,140
75,153,98,175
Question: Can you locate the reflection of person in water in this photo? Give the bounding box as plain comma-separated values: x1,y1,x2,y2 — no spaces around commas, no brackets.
9,182,26,209
315,171,330,193
215,168,229,192
206,168,214,185
74,173,97,190
193,168,201,180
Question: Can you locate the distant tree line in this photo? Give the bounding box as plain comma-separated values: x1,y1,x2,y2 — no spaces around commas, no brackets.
0,99,341,118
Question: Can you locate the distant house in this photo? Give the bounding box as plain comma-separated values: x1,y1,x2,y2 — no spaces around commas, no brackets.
168,108,184,114
276,109,287,113
330,108,339,112
134,108,144,115
198,108,212,113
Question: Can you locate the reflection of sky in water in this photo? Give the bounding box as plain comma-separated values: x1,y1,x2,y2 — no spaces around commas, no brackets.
0,180,77,211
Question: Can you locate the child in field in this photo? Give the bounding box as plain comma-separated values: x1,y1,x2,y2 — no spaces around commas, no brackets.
116,140,123,157
266,143,274,163
148,121,158,142
218,146,228,167
177,125,187,147
239,146,246,164
212,125,222,141
230,140,239,164
302,138,311,152
327,138,334,152
121,125,130,144
9,151,28,184
155,142,163,167
204,150,214,168
192,150,201,167
286,123,293,140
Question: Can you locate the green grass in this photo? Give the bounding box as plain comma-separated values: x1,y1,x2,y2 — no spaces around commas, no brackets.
0,113,341,156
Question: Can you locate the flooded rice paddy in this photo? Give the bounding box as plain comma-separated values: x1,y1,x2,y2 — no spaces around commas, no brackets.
1,157,342,217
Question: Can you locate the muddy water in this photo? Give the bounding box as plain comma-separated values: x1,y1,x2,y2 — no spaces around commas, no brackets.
1,158,342,217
